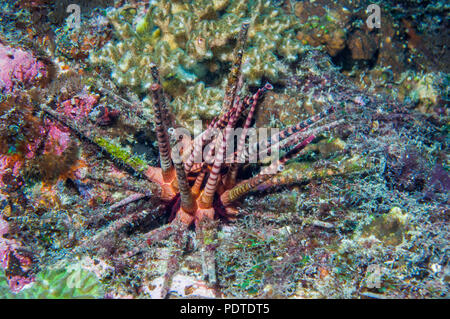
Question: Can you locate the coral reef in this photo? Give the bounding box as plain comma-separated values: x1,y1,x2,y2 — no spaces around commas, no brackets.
0,94,42,156
54,9,112,61
0,93,81,184
0,210,34,292
294,1,349,57
0,0,447,300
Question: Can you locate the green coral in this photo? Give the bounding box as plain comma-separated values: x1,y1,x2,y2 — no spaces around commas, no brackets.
0,263,103,299
90,0,305,129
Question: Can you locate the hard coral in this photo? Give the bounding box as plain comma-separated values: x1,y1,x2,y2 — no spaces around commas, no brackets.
0,261,103,298
55,12,112,60
90,0,304,129
0,90,84,185
57,94,99,122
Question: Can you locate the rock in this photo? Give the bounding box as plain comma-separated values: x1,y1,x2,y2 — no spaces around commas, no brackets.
348,30,379,61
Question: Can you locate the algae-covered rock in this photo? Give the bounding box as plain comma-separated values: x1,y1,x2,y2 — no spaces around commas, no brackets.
361,207,411,246
293,1,350,57
396,71,446,114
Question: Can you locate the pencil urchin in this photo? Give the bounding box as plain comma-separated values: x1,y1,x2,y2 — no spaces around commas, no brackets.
42,22,342,298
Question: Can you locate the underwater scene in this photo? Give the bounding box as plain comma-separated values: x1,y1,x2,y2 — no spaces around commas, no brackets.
0,0,448,299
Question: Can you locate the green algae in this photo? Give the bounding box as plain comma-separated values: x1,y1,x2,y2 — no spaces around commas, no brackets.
0,264,103,299
94,136,148,173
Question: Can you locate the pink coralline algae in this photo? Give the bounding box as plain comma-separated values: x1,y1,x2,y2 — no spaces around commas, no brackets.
57,94,99,121
45,125,72,156
0,209,34,292
20,123,71,159
36,120,73,157
0,155,22,187
0,43,47,93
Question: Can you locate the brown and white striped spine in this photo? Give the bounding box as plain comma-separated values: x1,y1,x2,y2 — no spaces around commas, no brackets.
204,97,246,165
150,83,174,181
174,161,195,213
221,134,316,206
184,119,219,172
226,83,273,187
220,22,250,115
191,169,206,198
150,63,174,130
252,105,336,160
200,109,239,208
